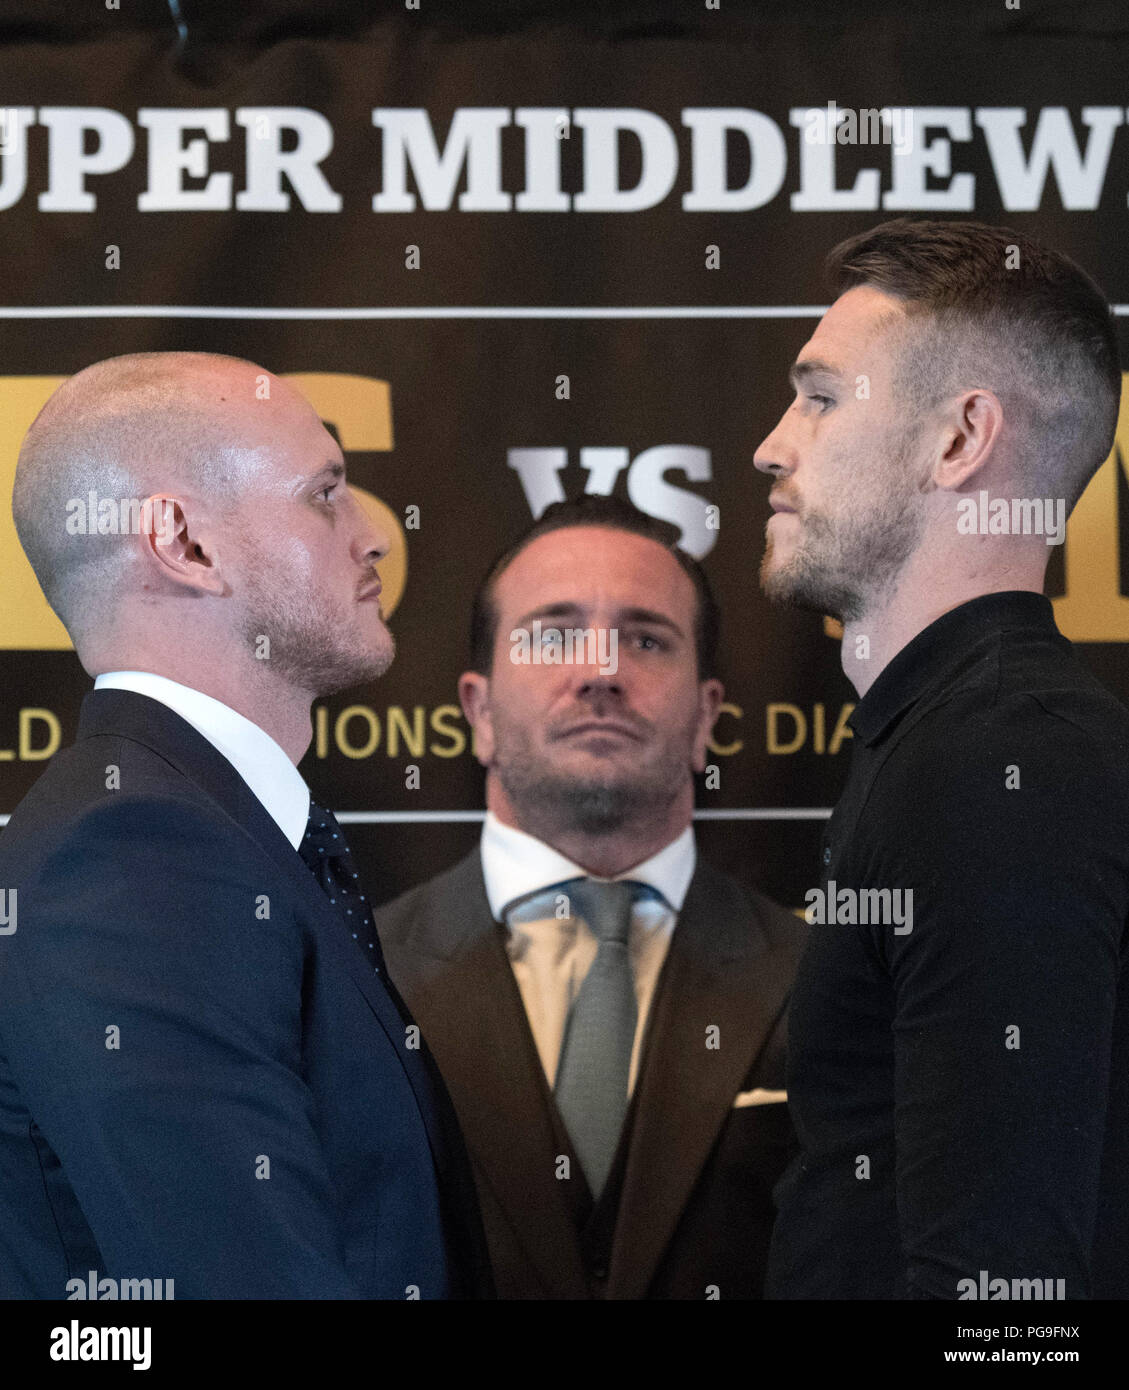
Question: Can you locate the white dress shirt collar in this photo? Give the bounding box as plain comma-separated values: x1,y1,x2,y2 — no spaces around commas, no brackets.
481,809,696,921
93,670,311,850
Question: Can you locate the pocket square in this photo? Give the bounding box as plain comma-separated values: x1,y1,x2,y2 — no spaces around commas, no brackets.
732,1087,788,1108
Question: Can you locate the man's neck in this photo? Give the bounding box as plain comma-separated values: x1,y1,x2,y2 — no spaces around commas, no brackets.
841,563,1045,697
487,784,692,878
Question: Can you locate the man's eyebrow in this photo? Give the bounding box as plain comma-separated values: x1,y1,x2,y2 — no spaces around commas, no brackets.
617,607,685,637
513,602,684,638
307,460,346,484
788,358,843,389
514,602,587,627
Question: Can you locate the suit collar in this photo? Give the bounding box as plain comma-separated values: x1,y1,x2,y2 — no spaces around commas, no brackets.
91,671,309,848
393,852,591,1297
607,861,786,1299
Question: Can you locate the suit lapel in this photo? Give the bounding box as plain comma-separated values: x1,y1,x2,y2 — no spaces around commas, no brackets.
393,854,590,1298
75,689,452,1176
607,863,790,1299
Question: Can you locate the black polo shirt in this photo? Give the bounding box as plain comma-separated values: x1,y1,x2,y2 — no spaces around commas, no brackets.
767,591,1129,1300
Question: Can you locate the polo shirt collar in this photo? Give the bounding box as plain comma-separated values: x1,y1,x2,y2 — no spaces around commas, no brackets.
849,591,1057,747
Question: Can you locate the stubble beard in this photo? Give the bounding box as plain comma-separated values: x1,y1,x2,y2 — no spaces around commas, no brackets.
491,719,696,840
238,565,395,696
760,436,925,624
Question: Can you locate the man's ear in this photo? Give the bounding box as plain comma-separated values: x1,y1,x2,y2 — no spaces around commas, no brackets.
929,389,1004,493
138,494,227,596
458,670,495,767
691,677,725,774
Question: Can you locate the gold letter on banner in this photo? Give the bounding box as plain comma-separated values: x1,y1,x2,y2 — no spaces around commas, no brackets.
1052,376,1129,642
0,371,405,649
281,373,407,620
0,376,68,649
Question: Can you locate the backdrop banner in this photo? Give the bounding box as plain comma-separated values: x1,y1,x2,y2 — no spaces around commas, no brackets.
1,0,1127,908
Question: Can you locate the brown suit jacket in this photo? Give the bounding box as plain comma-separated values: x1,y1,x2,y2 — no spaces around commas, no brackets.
375,848,806,1299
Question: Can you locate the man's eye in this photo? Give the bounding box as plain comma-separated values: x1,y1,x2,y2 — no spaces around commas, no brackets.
807,394,835,411
318,485,337,504
633,633,666,651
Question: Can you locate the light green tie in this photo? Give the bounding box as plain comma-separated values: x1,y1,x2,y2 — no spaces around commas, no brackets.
553,878,643,1198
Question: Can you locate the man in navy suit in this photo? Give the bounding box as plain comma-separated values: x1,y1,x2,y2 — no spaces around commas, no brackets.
0,352,491,1299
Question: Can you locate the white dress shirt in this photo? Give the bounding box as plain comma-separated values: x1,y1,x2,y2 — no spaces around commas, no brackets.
480,811,696,1096
93,671,310,849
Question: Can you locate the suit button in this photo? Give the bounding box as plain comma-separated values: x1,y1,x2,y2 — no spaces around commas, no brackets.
591,1264,608,1281
822,845,832,865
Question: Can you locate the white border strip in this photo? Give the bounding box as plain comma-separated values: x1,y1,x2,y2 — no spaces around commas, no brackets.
0,305,831,320
0,808,832,827
0,304,1126,319
338,808,833,824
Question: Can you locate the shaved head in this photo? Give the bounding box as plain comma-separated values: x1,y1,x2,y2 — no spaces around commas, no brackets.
14,352,288,646
12,351,394,711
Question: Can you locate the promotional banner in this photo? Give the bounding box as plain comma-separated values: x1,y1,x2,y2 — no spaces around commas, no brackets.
1,0,1126,909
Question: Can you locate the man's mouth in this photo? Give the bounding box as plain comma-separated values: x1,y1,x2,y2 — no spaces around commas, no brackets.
357,581,383,602
557,721,641,742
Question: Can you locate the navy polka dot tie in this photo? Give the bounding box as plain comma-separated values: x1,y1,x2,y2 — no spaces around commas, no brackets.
298,798,387,975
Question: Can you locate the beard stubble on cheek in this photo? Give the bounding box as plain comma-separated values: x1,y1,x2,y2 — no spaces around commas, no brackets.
760,424,925,623
236,549,396,695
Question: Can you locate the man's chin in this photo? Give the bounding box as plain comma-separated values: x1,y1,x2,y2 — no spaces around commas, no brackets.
760,558,812,607
552,779,650,833
760,559,851,621
314,636,395,696
501,762,652,825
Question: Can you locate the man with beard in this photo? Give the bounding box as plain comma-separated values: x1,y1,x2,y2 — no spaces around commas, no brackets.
374,495,806,1299
0,352,491,1298
754,218,1129,1299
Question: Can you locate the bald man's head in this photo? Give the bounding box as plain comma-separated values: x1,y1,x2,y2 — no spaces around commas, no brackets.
12,352,394,696
13,352,286,646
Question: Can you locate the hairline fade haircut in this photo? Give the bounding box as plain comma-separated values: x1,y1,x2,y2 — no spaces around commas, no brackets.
468,494,721,681
825,217,1122,512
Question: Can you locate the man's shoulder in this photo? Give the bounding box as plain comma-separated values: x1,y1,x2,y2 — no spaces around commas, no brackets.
0,779,305,998
912,681,1129,796
946,627,1129,750
0,734,194,858
0,733,277,895
687,856,807,957
372,848,487,944
878,627,1129,798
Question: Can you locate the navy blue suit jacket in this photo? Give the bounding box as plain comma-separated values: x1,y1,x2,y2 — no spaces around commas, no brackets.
0,689,492,1299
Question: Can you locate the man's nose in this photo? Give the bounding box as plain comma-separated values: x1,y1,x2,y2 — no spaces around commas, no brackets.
753,414,794,477
350,492,391,565
576,668,624,699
